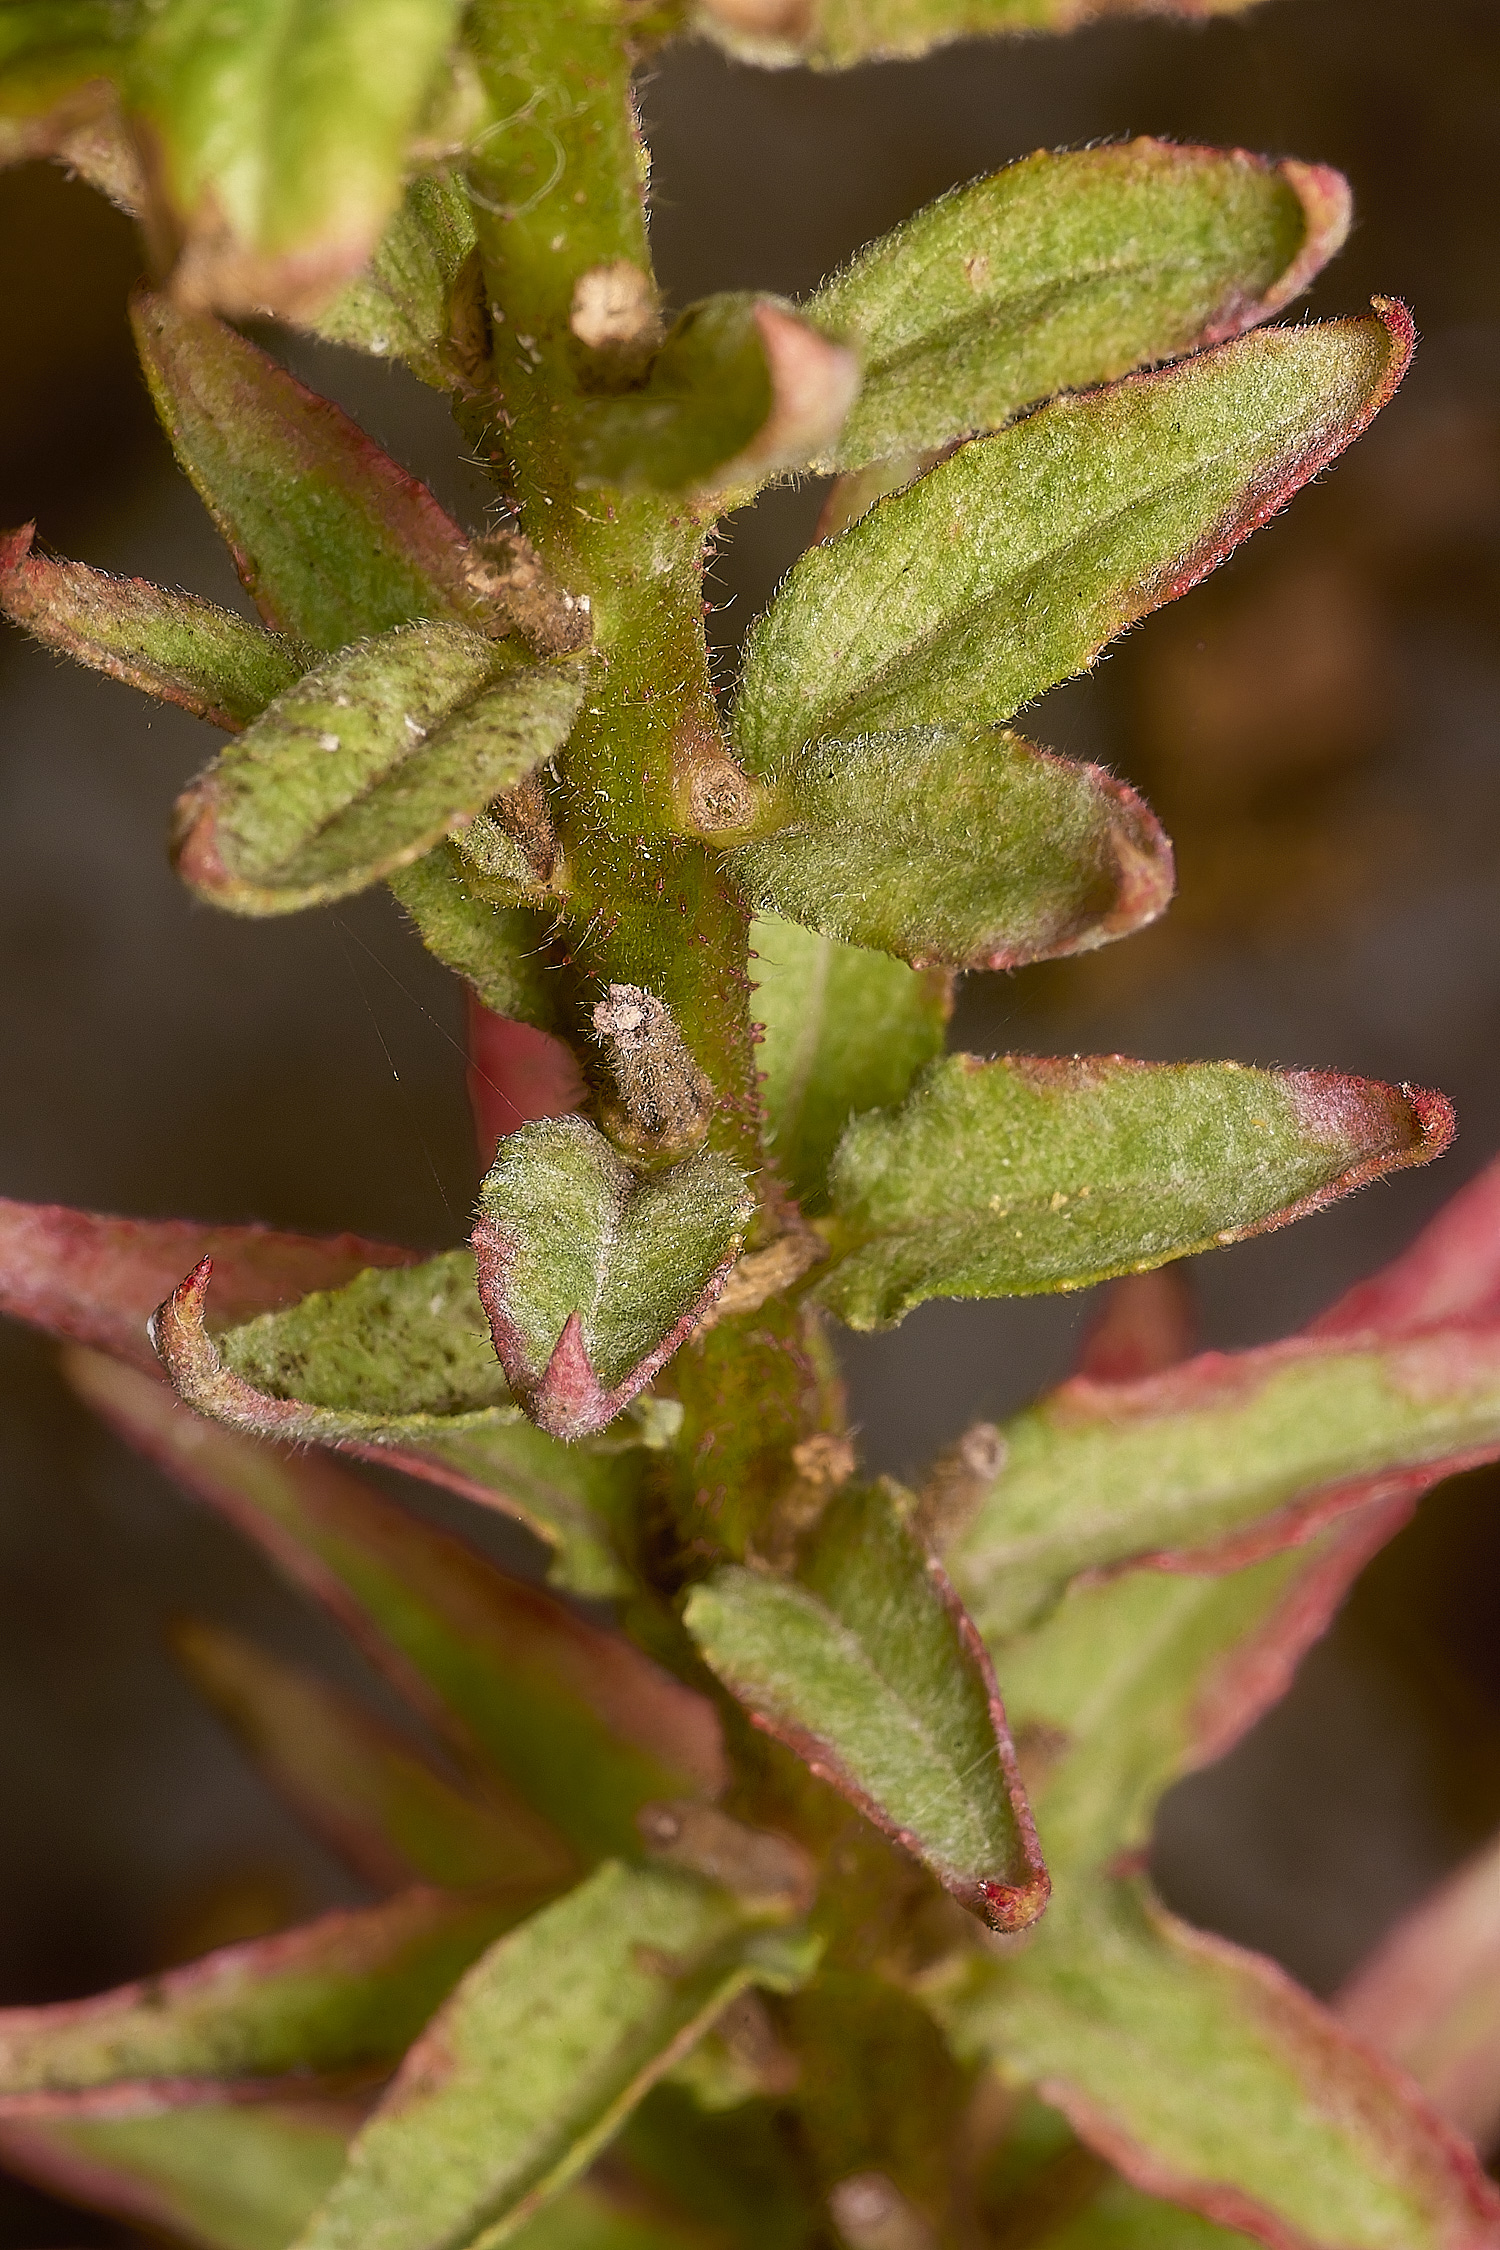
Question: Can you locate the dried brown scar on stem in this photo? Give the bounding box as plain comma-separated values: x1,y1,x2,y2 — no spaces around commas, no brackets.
462,529,592,657
591,984,714,1155
570,260,663,376
915,1423,1006,1552
456,773,560,893
699,1229,827,1331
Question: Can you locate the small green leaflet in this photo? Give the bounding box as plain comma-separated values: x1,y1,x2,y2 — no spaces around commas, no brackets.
733,307,1413,768
307,172,483,394
806,140,1347,468
685,1485,1048,1931
695,0,1268,71
816,1054,1451,1330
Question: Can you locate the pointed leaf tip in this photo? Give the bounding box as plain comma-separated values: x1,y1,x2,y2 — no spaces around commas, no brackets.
818,1054,1452,1331
473,1118,753,1440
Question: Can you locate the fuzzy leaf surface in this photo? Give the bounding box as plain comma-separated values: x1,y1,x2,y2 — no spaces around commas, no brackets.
734,307,1412,768
309,173,481,392
685,1484,1048,1930
0,1196,416,1375
175,1622,571,1892
944,1881,1500,2250
473,1118,753,1441
808,141,1347,468
389,847,561,1028
0,2099,353,2250
131,291,478,649
728,726,1171,969
290,1863,817,2250
71,1352,724,1857
128,0,464,318
0,1890,532,2096
574,294,857,495
817,1054,1451,1330
174,624,585,913
750,915,948,1210
0,523,305,728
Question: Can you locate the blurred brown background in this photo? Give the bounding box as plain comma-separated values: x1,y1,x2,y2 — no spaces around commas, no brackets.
3,1,1499,2235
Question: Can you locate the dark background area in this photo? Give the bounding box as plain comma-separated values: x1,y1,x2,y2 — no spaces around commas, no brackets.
2,0,1499,2235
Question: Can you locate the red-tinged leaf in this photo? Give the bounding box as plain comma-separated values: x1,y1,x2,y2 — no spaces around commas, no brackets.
174,1621,575,1894
466,996,587,1165
0,523,306,728
945,1877,1500,2250
1074,1267,1198,1385
66,1352,726,1861
0,2093,358,2250
0,1889,536,2100
685,1485,1049,1934
1311,1154,1500,1342
1337,1827,1500,2160
0,1197,415,1375
130,290,481,652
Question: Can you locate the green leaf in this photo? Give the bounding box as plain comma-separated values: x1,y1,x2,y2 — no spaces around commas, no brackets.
1030,2175,1256,2249
0,1889,531,2095
942,1878,1500,2250
389,846,562,1029
0,522,306,728
473,1118,754,1441
807,141,1349,469
945,1318,1500,1643
733,306,1413,769
726,726,1172,971
173,624,586,913
127,0,465,319
131,291,479,650
750,915,948,1211
0,1,132,156
290,1863,818,2250
972,2097,1257,2248
306,171,483,394
684,1484,1048,1931
499,2176,722,2250
69,1352,726,1859
816,1053,1453,1331
0,2099,353,2250
573,294,858,497
695,0,1266,70
175,1621,573,1891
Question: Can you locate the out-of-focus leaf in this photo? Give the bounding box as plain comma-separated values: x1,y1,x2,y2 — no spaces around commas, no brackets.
173,624,586,913
0,2096,355,2250
1031,2176,1256,2248
127,0,464,318
0,522,305,728
943,1153,1500,1636
291,1862,818,2250
389,847,562,1029
725,726,1172,970
0,1890,533,2096
750,915,948,1211
1338,1826,1500,2160
942,1880,1500,2250
68,1352,725,1856
817,1053,1452,1331
499,2174,722,2250
695,0,1266,71
308,173,483,395
807,141,1349,468
175,1622,572,1892
974,2097,1257,2248
733,306,1413,768
0,1196,416,1375
685,1484,1048,1931
0,2,131,163
573,294,858,496
473,1118,754,1441
618,2084,816,2250
946,1321,1500,1642
131,291,479,650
